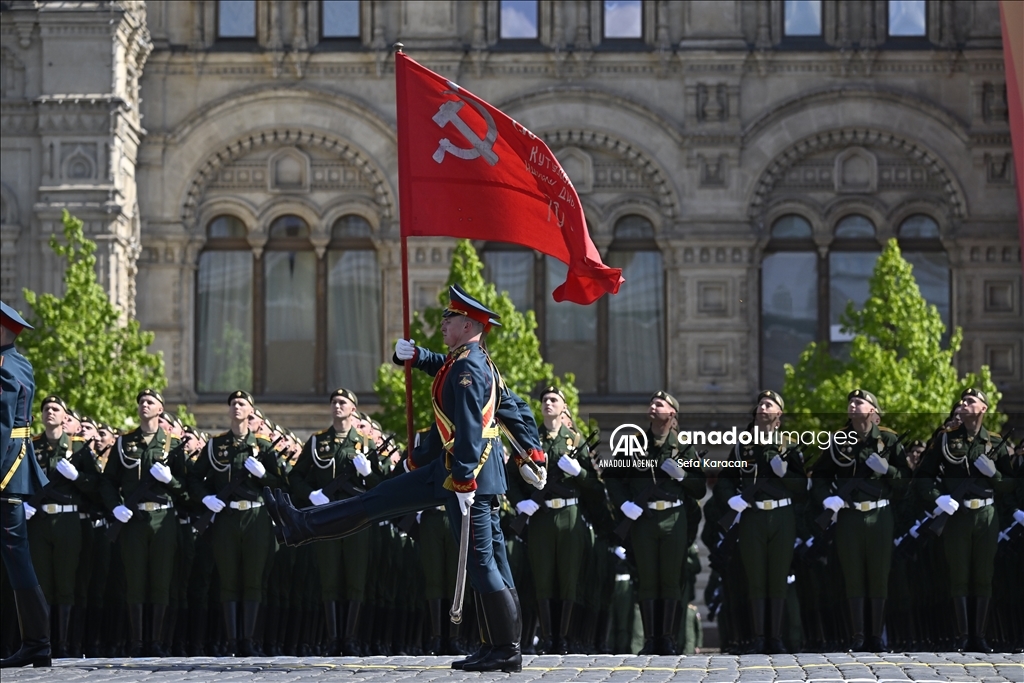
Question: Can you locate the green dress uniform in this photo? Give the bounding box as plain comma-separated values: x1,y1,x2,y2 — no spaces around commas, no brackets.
506,423,589,654
288,424,376,656
605,425,703,656
914,422,1012,651
27,432,97,655
99,426,184,655
811,421,907,650
715,432,805,653
187,429,280,655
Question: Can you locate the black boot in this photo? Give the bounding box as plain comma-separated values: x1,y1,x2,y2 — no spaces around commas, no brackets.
323,602,340,656
765,598,787,654
656,599,680,656
747,599,766,655
463,588,521,673
425,599,443,655
127,604,145,657
637,599,657,655
970,597,994,653
452,592,491,670
0,586,51,668
164,606,179,656
556,600,574,655
535,599,554,654
238,601,260,656
149,604,169,657
263,605,281,657
847,598,865,652
189,606,208,657
52,604,72,659
864,598,887,652
222,602,238,656
341,601,362,656
263,488,371,547
952,596,969,652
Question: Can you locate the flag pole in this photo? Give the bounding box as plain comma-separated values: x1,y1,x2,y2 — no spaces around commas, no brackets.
394,43,416,457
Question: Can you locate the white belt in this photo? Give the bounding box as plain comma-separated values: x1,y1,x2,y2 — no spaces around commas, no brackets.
79,512,89,520
41,504,77,514
647,499,683,511
615,574,631,582
435,505,446,512
178,517,191,525
847,499,889,512
92,519,108,529
545,497,577,509
963,498,994,510
229,500,262,510
755,498,791,511
378,520,391,527
137,502,173,512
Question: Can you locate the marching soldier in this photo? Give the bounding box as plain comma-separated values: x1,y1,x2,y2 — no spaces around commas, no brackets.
26,396,98,658
289,388,378,657
187,390,281,657
605,391,704,656
99,389,184,657
914,388,1013,653
812,389,908,652
506,386,589,654
0,301,51,669
715,390,806,654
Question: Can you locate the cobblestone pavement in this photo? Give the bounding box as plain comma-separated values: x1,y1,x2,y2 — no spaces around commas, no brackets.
2,653,1021,683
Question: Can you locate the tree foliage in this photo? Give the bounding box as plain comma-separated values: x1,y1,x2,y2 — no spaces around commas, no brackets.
19,210,167,431
783,239,1003,441
374,240,581,440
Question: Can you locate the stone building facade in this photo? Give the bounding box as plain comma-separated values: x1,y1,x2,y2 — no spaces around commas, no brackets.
1,0,1020,427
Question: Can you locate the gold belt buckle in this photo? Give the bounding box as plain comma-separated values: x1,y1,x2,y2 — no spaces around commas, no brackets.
655,501,668,511
549,499,563,509
140,502,154,512
967,499,980,510
236,501,251,511
42,503,60,514
856,502,870,512
762,500,774,511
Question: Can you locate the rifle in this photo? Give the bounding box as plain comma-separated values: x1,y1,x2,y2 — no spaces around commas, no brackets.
107,440,184,543
320,434,395,499
26,436,81,512
922,428,1014,537
509,430,599,537
815,430,910,530
193,435,284,536
613,450,706,542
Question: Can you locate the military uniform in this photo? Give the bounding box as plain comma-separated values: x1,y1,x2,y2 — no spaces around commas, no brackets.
187,396,280,657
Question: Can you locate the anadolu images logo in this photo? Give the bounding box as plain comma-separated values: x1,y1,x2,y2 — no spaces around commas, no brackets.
609,424,648,458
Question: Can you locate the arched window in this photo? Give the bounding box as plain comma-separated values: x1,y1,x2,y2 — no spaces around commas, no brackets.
327,215,381,393
263,215,316,394
830,215,880,345
196,216,253,393
898,214,949,331
483,245,535,314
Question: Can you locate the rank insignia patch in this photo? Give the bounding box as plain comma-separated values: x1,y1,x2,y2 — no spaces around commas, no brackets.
458,373,473,387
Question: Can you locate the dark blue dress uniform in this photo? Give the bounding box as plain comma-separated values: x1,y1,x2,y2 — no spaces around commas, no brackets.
0,300,51,668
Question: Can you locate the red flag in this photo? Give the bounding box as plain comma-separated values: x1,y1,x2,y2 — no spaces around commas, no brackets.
395,52,623,304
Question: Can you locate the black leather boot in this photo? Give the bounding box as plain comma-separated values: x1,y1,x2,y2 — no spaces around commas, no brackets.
263,605,281,656
341,601,362,656
766,598,787,654
425,599,443,655
189,606,208,657
164,606,179,656
0,586,51,668
657,599,680,655
222,602,238,656
238,601,260,656
149,604,169,657
323,602,340,656
865,598,887,652
969,597,994,653
847,598,865,652
127,604,145,657
53,604,72,659
556,600,574,655
463,588,521,673
451,592,490,670
535,599,554,654
747,599,766,655
263,488,371,547
637,599,657,655
952,596,969,652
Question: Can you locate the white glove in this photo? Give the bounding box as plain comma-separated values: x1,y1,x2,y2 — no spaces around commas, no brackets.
936,494,959,515
202,495,226,513
23,502,36,520
395,339,417,361
770,455,788,478
149,462,172,484
353,453,372,477
620,500,643,521
909,522,921,538
660,458,686,481
613,546,627,560
519,462,546,490
56,458,80,481
1014,509,1024,525
309,489,330,506
516,499,541,516
558,455,582,477
415,511,422,524
973,454,997,478
728,495,750,513
113,505,134,523
456,490,475,515
865,453,889,475
244,456,266,479
823,495,845,512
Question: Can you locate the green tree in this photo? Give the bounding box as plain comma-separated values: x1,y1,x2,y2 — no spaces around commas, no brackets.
374,240,581,441
19,210,167,431
783,239,1003,446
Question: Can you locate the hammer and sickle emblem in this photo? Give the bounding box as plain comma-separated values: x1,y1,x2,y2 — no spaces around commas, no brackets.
432,86,499,167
